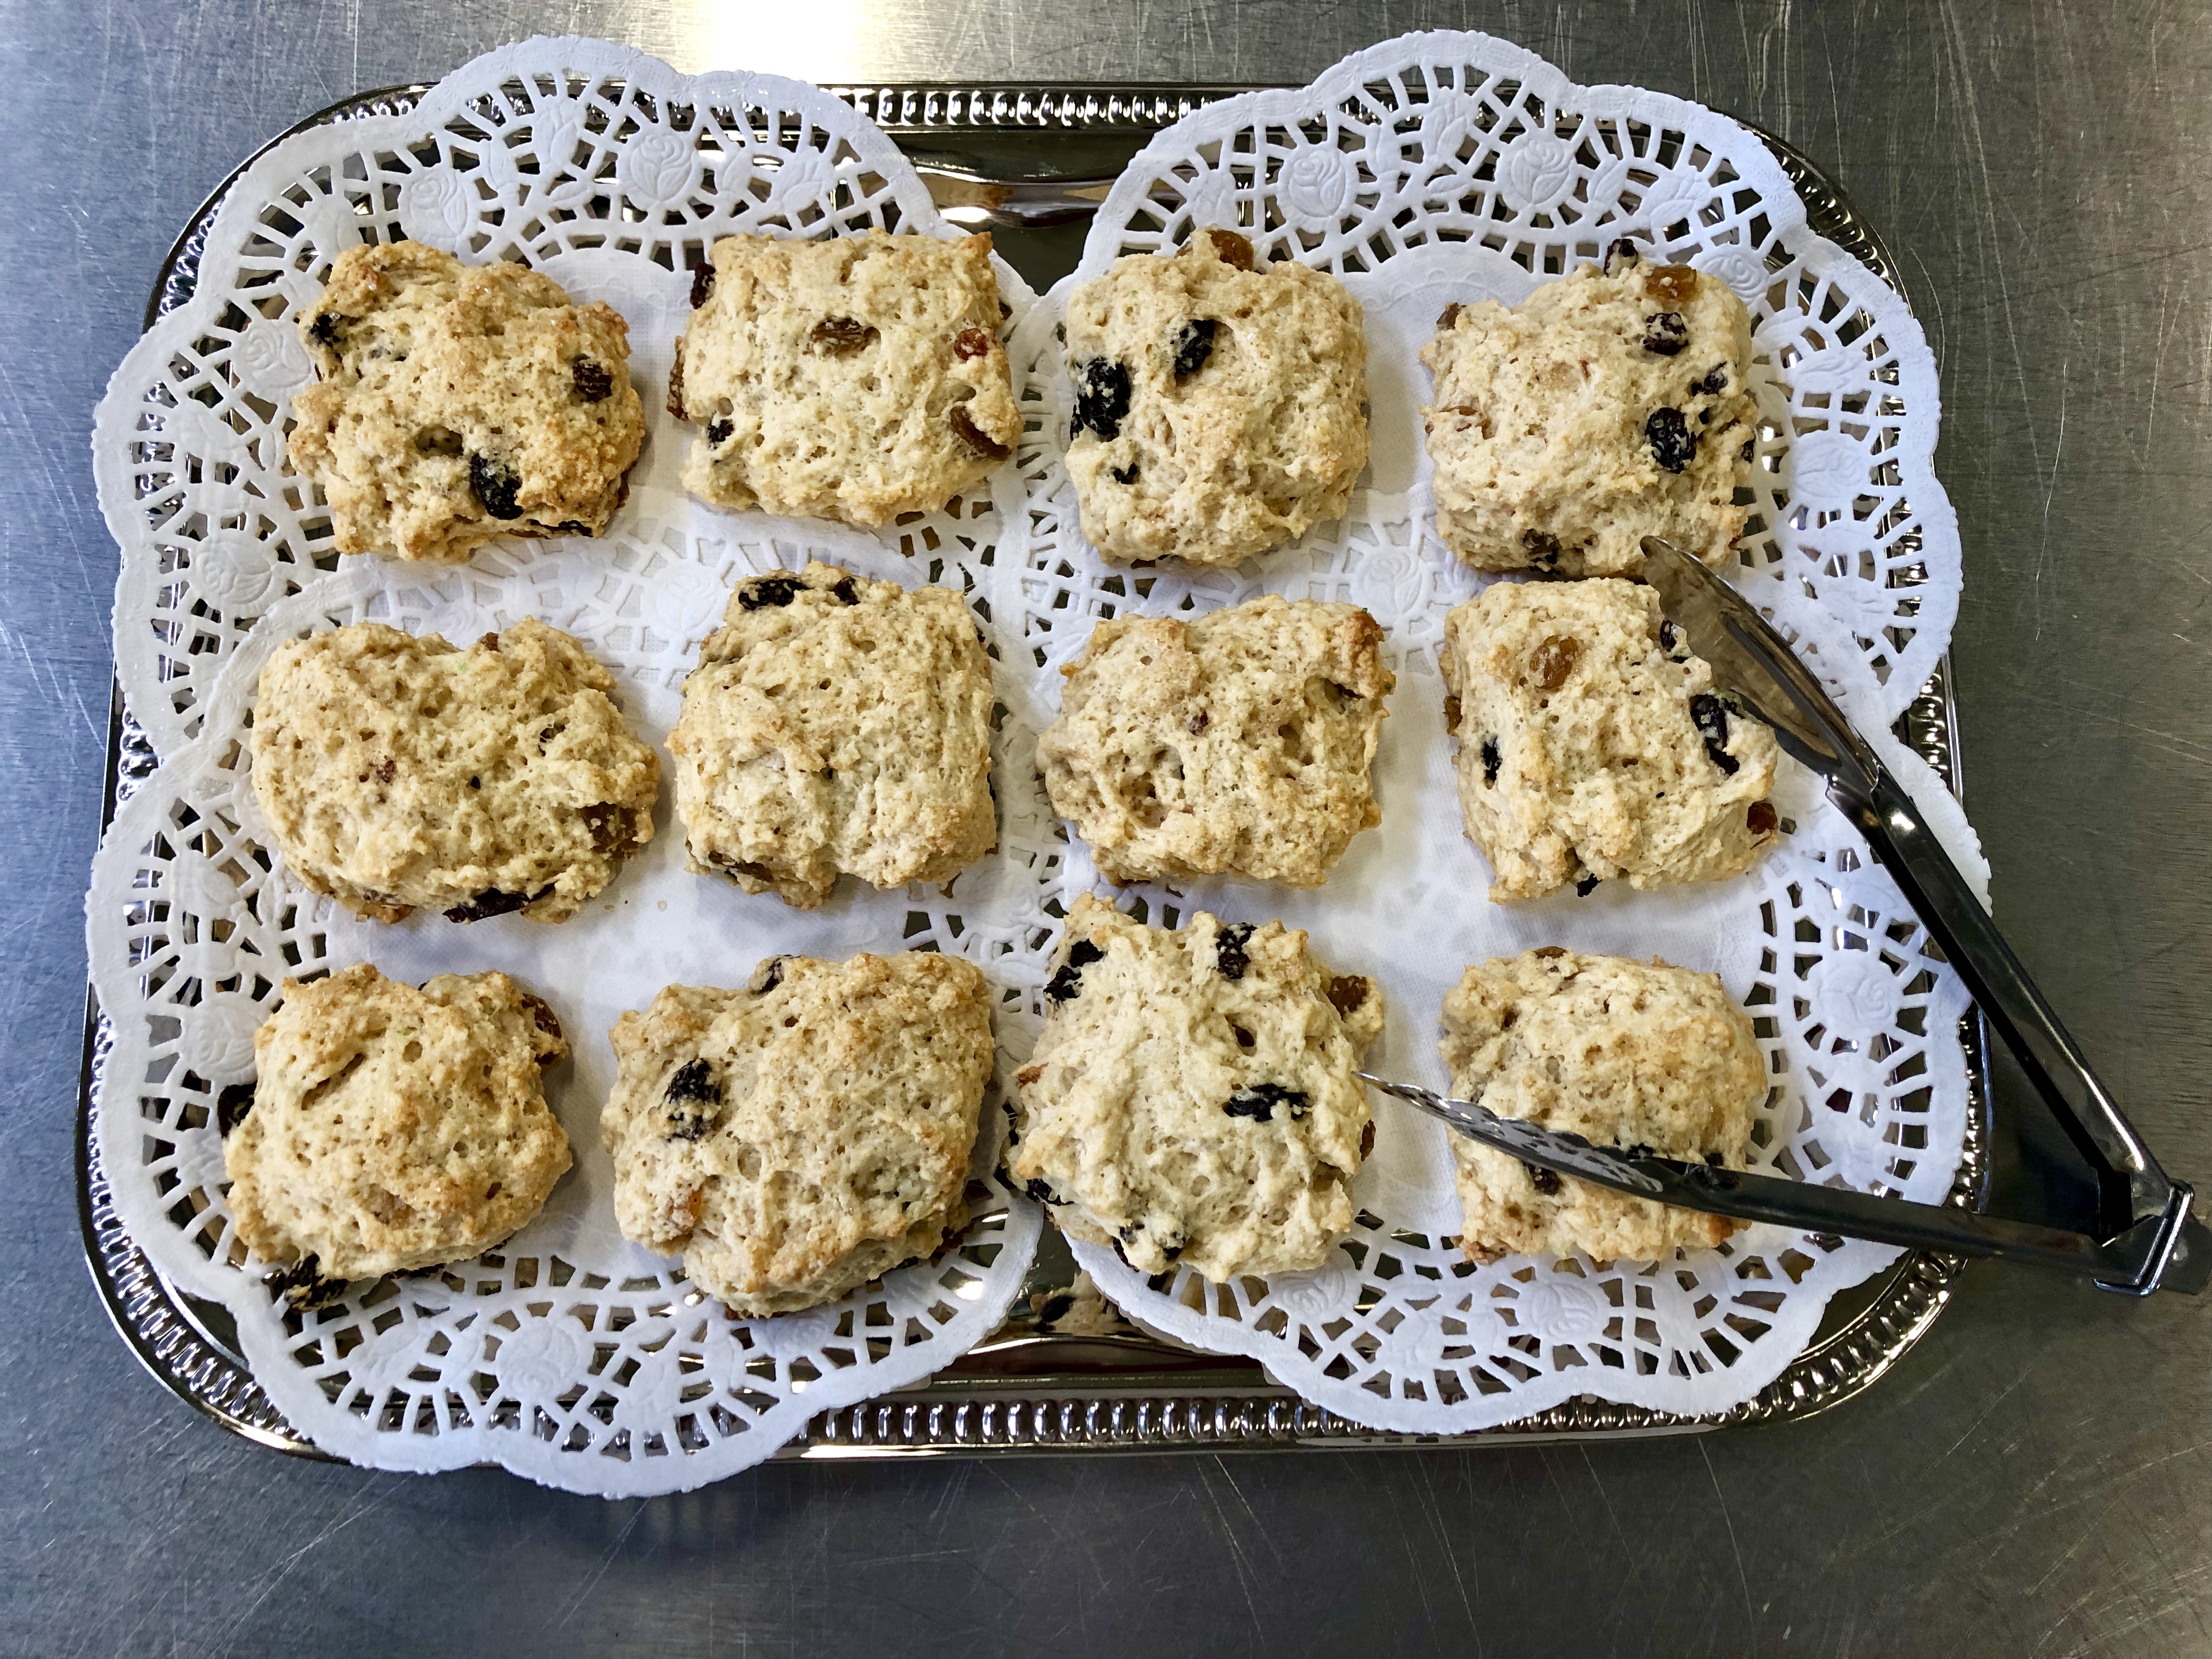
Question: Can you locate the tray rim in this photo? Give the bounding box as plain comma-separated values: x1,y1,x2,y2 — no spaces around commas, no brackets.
81,72,1988,1464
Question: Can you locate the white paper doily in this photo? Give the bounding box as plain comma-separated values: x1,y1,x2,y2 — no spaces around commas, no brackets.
86,38,1047,1495
985,30,1982,1433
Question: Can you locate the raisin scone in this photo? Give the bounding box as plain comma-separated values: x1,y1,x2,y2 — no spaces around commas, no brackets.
668,560,996,909
1008,894,1383,1282
1438,949,1764,1262
1421,246,1756,574
1440,578,1779,900
602,952,995,1316
223,963,572,1297
1037,595,1394,887
668,230,1018,526
1063,227,1369,567
286,241,646,562
251,619,661,924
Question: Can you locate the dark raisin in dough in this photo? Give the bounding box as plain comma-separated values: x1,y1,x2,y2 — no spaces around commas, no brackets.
831,576,859,605
953,327,994,360
1604,238,1642,274
1645,407,1696,473
809,316,878,355
1481,737,1502,786
704,415,733,447
1327,975,1369,1017
582,802,634,854
1521,1161,1564,1195
267,1253,348,1311
1659,619,1685,656
308,311,345,346
1575,873,1601,896
572,359,614,402
468,453,523,520
216,1080,256,1137
1071,357,1132,440
949,405,1009,461
1023,1177,1067,1207
1214,923,1255,981
1747,800,1778,835
1044,939,1106,1005
748,956,787,994
1530,634,1581,692
1110,463,1139,485
737,575,802,611
1641,312,1689,356
1621,1142,1657,1161
1171,318,1218,381
442,885,544,923
1437,301,1464,329
665,1058,720,1104
1522,527,1563,569
1691,364,1729,396
1223,1083,1310,1122
1204,227,1255,269
689,263,716,309
1690,692,1740,775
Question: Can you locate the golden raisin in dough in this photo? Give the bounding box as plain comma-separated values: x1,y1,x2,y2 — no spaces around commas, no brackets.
1420,259,1756,573
601,952,995,1316
1438,949,1763,1263
250,618,661,924
1037,595,1393,887
224,964,573,1289
286,242,646,562
1063,228,1369,566
669,230,1019,526
1438,578,1778,900
1008,894,1383,1281
667,559,996,909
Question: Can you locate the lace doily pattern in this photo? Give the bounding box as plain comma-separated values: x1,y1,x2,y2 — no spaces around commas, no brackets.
1057,27,1958,735
983,28,1977,1434
94,36,951,758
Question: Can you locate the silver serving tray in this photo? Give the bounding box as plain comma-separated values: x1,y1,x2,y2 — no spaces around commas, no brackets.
82,79,1988,1460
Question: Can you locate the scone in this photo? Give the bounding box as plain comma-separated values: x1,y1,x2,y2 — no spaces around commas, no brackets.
1438,949,1763,1262
1063,227,1369,566
287,242,646,562
1008,894,1383,1282
223,963,572,1298
602,952,995,1315
668,560,996,909
1440,578,1779,900
668,229,1018,525
1037,595,1393,886
1421,247,1756,573
251,619,661,923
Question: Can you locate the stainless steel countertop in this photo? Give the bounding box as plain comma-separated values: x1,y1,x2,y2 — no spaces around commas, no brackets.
6,3,2208,1655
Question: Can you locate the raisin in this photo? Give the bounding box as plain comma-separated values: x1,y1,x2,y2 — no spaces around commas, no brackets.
1204,227,1255,269
1622,1142,1657,1161
1691,364,1729,396
1603,238,1642,275
1071,357,1132,441
1111,463,1140,485
1187,708,1209,734
953,326,995,360
216,1080,255,1136
550,520,593,537
1521,1162,1564,1195
1575,874,1601,897
1224,1084,1308,1123
1659,620,1685,657
1215,923,1255,981
705,415,733,447
689,263,716,309
666,354,688,420
572,359,614,402
468,453,523,520
307,312,346,347
1481,737,1502,787
1023,1177,1067,1207
1747,799,1779,836
1690,692,1740,775
1327,975,1369,1017
748,956,787,995
1522,528,1563,570
1646,263,1700,306
1645,407,1696,473
810,315,878,356
737,575,803,611
1439,694,1461,736
950,405,1009,461
831,576,859,605
1641,311,1689,356
443,887,543,923
1532,946,1568,960
1530,634,1581,692
1437,301,1464,330
1360,1120,1377,1158
1171,318,1218,380
373,758,396,785
1705,1150,1726,1166
665,1058,721,1104
520,994,565,1046
267,1254,347,1311
1045,938,1105,1005
582,802,634,856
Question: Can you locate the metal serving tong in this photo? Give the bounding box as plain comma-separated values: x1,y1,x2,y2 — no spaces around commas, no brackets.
1360,535,2209,1296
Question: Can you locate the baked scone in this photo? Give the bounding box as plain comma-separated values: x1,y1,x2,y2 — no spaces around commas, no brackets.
1037,595,1393,886
602,952,995,1316
668,560,996,909
668,229,1018,525
1008,894,1383,1282
1421,248,1756,573
1438,949,1763,1262
287,241,646,562
1440,578,1779,900
223,963,572,1296
251,618,661,924
1063,227,1369,566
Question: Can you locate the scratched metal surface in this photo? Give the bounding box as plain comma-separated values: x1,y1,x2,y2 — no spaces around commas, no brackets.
4,2,2207,1655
